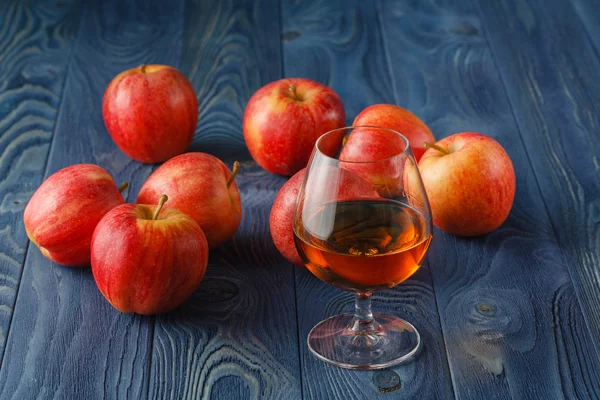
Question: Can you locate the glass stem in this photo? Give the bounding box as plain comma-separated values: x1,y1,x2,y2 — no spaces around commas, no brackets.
348,293,380,335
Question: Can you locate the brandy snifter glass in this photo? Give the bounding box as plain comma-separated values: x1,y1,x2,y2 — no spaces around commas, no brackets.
293,126,433,370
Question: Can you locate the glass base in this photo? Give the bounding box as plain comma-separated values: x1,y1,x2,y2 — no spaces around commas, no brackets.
307,312,420,370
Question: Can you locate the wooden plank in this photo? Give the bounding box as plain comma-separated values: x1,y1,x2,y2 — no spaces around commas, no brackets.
0,0,184,398
570,0,600,56
147,1,302,398
473,0,600,357
281,1,455,399
183,0,264,160
0,0,80,362
282,0,395,122
379,0,600,398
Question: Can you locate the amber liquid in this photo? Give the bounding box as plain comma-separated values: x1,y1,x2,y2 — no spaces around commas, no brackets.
294,200,432,292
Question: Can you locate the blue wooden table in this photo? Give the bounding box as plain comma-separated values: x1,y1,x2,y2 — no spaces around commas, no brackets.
1,0,599,398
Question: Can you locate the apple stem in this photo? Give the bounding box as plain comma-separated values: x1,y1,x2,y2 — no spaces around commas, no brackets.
118,182,128,193
289,84,297,99
227,161,240,188
140,64,146,73
152,195,168,220
424,142,450,155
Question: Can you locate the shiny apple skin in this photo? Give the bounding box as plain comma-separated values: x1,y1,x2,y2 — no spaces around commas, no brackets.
91,203,208,315
243,78,345,176
24,164,125,267
102,65,198,163
137,153,242,248
418,132,516,236
347,104,435,161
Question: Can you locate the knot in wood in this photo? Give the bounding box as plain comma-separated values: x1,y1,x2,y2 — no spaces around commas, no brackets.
372,370,401,393
195,279,239,303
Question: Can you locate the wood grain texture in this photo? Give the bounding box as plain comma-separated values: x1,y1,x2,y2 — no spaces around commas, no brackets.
149,163,301,400
0,0,183,398
570,0,600,56
379,0,600,398
183,0,275,160
282,1,455,398
472,0,600,358
147,1,302,399
0,1,597,399
0,0,80,362
282,0,395,123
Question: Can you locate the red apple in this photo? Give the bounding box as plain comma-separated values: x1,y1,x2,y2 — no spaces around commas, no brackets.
137,153,242,248
270,167,378,266
343,104,435,162
418,132,516,236
339,126,410,197
102,64,198,163
243,78,345,176
24,164,126,267
91,195,208,314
